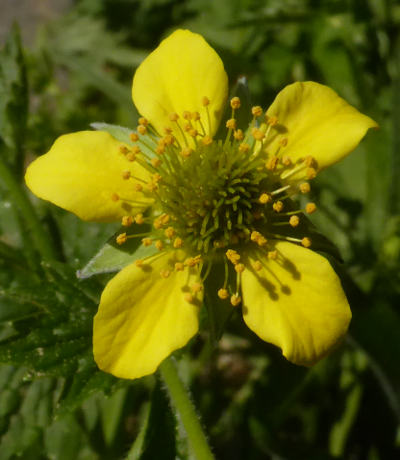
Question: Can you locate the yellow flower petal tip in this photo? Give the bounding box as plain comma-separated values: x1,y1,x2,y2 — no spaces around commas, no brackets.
93,251,202,379
132,29,228,141
242,242,352,366
266,81,378,172
25,131,152,222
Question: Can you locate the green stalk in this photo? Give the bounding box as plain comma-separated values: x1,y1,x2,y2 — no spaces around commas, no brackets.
159,357,215,460
0,155,57,260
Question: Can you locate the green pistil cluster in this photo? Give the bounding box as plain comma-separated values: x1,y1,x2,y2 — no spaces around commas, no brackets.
156,140,268,253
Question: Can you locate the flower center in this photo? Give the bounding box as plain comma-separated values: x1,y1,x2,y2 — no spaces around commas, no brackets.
112,96,318,305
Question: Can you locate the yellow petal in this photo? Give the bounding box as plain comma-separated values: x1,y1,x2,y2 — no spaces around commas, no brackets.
265,81,378,171
25,131,152,222
132,29,228,140
241,242,351,366
93,251,202,379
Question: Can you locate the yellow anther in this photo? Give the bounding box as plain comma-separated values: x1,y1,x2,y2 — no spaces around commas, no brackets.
218,288,229,300
133,183,143,192
116,233,127,245
251,106,263,117
299,182,310,194
173,237,183,248
266,156,279,171
122,215,134,227
230,294,241,307
185,255,202,267
132,145,141,154
305,203,317,214
164,127,173,134
289,215,300,227
164,227,176,239
184,293,194,303
230,96,241,109
119,145,129,154
251,127,265,141
138,117,148,126
239,143,250,153
268,250,278,260
233,129,244,141
161,214,170,225
189,128,198,138
169,112,179,121
306,167,317,180
226,249,241,264
301,237,312,248
259,193,271,204
135,259,144,268
130,132,139,142
155,240,164,251
226,118,236,130
175,262,185,271
152,173,162,184
122,170,131,180
252,260,263,271
267,115,278,126
137,125,147,135
160,269,171,279
250,231,267,247
151,158,161,168
163,134,175,145
142,237,152,247
202,136,213,146
183,123,191,132
235,263,245,273
304,155,317,168
134,213,144,225
281,155,292,166
126,152,136,162
183,111,192,120
279,137,288,147
111,193,120,202
191,282,203,293
273,200,284,212
181,147,193,158
202,96,210,106
156,145,165,155
192,111,200,121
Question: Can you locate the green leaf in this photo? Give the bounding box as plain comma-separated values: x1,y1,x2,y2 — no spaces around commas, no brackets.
91,122,157,158
77,225,158,279
0,23,28,161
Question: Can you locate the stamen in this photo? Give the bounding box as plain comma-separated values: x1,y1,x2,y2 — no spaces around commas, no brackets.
122,215,134,227
289,215,300,227
230,294,241,306
230,97,241,109
218,288,229,300
116,233,127,245
251,106,263,117
305,203,317,214
301,237,312,248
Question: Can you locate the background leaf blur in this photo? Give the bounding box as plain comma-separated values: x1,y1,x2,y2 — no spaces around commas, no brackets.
0,0,399,458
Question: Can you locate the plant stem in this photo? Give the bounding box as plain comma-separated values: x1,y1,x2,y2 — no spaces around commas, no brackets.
159,357,216,460
0,155,57,260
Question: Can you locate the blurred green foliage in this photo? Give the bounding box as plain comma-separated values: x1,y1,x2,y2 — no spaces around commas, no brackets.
0,0,399,458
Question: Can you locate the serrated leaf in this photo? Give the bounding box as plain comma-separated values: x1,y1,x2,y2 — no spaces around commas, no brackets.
77,225,158,279
91,122,157,158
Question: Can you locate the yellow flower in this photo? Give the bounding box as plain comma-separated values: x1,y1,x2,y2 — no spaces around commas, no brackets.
25,30,378,379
